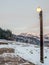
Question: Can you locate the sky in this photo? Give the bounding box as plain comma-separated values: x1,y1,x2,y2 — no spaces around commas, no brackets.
0,0,49,35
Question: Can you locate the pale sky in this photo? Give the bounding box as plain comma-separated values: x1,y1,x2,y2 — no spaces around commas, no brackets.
0,0,49,35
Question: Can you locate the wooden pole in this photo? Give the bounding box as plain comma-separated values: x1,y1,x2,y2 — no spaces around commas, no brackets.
39,11,44,63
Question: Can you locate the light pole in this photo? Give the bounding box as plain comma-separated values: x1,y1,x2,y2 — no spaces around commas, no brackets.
37,7,44,63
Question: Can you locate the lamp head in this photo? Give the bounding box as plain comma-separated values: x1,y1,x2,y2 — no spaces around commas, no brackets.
37,7,42,13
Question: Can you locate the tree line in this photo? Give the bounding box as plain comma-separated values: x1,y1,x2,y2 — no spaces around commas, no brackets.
0,28,13,40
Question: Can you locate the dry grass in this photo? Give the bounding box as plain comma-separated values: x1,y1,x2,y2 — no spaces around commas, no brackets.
0,42,8,45
0,48,14,54
0,53,35,65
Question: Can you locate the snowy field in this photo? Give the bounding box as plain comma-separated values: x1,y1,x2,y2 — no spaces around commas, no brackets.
0,41,49,65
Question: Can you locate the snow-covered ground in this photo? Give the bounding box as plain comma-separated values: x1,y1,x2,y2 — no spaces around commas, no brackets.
0,41,49,65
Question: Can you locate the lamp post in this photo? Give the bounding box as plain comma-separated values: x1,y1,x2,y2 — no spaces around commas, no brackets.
37,7,44,63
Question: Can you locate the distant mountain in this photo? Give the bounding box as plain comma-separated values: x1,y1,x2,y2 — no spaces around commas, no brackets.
20,33,39,38
15,33,40,45
44,34,49,39
12,33,49,46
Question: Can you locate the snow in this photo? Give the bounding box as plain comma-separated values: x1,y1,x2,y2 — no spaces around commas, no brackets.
0,41,49,65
